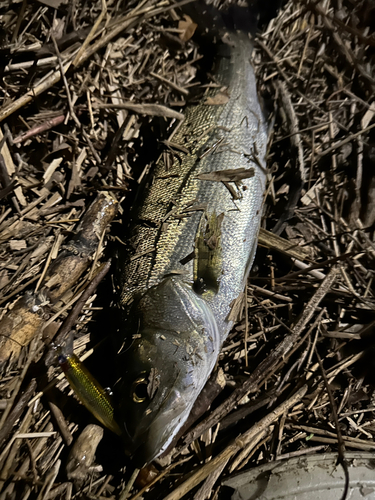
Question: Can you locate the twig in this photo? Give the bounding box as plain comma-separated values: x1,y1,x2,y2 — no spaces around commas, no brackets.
47,401,73,446
0,379,37,446
94,102,184,120
50,260,111,349
315,347,349,500
0,60,72,122
272,80,305,233
72,0,107,67
150,71,189,96
129,458,192,500
13,114,66,144
0,0,195,123
317,122,375,159
119,468,140,500
164,385,308,500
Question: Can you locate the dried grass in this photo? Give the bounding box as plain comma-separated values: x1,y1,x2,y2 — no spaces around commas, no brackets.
0,0,375,499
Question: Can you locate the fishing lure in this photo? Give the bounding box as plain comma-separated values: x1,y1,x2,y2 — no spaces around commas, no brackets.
57,342,121,436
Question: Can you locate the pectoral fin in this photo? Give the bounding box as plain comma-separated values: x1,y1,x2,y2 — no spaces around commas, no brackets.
193,212,224,296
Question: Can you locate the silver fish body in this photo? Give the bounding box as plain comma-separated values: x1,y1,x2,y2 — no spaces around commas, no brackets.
115,31,268,466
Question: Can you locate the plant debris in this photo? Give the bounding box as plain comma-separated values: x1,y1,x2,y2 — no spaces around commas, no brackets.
1,0,375,499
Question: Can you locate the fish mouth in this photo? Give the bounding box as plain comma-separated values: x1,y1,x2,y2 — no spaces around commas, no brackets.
130,425,174,467
125,387,187,467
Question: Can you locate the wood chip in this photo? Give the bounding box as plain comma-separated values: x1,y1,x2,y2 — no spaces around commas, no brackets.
205,91,230,105
197,167,254,182
9,240,27,251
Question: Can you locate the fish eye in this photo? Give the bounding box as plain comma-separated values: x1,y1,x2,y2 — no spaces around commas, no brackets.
131,376,148,403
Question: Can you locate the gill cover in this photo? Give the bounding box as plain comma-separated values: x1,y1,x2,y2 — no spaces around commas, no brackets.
116,277,220,466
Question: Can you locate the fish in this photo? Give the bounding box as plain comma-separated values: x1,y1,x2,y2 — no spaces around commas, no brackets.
114,18,269,466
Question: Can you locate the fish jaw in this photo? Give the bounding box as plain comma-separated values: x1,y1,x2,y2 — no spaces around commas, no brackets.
116,277,221,466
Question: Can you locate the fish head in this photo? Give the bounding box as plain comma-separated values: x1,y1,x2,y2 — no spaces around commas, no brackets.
116,277,221,466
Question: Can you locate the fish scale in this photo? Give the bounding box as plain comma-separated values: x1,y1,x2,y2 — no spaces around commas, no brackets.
115,31,268,466
120,35,266,310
